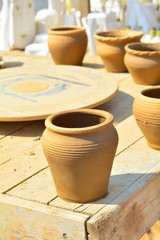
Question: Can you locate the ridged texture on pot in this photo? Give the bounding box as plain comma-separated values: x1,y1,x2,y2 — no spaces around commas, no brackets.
124,42,160,85
133,87,160,150
48,26,88,65
94,30,143,73
42,109,118,203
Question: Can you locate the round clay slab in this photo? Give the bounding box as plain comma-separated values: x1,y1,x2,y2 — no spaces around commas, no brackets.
0,65,118,121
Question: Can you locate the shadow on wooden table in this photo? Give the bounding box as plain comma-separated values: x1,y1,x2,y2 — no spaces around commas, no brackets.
83,62,104,69
108,172,153,203
96,90,134,124
4,61,24,68
1,90,134,138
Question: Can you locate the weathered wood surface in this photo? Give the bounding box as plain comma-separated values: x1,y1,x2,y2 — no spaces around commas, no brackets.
0,51,160,240
0,194,89,240
140,221,160,240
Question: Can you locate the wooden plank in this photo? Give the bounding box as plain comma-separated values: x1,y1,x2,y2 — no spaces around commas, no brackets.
96,89,134,124
96,73,143,125
0,121,33,140
50,195,82,211
140,221,160,240
75,137,160,215
117,75,146,98
115,115,143,154
0,143,48,193
0,120,44,165
87,163,160,240
96,74,147,125
7,168,57,204
0,194,90,240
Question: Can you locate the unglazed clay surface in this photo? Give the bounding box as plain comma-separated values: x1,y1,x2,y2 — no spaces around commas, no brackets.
133,87,160,150
124,42,160,85
42,109,118,203
94,30,143,72
0,65,118,121
48,26,88,65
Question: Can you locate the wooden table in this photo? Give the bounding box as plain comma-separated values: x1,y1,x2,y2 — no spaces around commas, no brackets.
0,51,160,240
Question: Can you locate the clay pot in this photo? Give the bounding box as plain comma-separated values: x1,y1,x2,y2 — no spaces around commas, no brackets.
42,109,118,203
94,30,143,72
133,87,160,150
47,26,88,65
124,42,160,85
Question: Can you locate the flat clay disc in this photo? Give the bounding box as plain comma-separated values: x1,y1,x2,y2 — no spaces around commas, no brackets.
0,65,118,121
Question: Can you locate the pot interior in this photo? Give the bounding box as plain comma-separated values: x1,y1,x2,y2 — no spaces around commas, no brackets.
129,43,160,52
142,88,160,99
52,112,106,128
51,27,77,31
96,30,139,38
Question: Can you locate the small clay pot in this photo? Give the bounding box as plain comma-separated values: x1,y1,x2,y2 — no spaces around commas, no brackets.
124,42,160,85
133,87,160,150
94,30,143,72
42,109,118,203
48,26,88,65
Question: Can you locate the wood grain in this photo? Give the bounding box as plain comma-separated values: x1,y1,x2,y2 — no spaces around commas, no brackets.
0,51,160,240
0,194,89,240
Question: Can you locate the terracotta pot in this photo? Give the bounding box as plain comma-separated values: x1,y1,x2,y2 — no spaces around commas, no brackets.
124,42,160,85
42,109,118,203
48,26,88,65
133,87,160,150
94,30,143,72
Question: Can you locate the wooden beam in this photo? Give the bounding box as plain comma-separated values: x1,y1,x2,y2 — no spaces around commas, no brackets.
0,194,90,240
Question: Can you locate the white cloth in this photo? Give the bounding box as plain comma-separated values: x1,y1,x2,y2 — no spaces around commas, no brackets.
25,42,49,56
82,12,122,56
35,8,58,34
126,0,159,33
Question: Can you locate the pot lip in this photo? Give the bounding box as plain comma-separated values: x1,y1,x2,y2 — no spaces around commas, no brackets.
94,30,143,43
48,26,86,35
125,42,160,57
45,109,114,134
138,86,160,101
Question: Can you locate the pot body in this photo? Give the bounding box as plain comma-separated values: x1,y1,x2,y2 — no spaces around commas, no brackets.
95,30,143,72
42,109,118,203
133,87,160,150
48,26,88,65
124,43,160,85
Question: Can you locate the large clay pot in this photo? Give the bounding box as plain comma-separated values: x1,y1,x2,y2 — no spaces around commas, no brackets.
124,42,160,85
133,87,160,150
42,109,118,203
94,30,143,72
48,26,88,65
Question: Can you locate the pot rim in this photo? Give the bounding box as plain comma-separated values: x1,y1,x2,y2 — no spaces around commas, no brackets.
138,86,160,101
48,26,86,35
45,109,114,134
125,42,160,57
94,30,143,43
